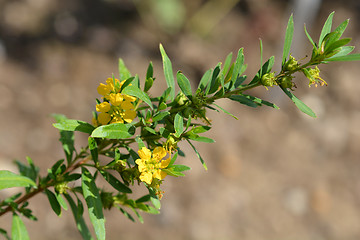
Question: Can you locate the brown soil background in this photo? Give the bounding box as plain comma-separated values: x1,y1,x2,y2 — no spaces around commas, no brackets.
1,0,360,239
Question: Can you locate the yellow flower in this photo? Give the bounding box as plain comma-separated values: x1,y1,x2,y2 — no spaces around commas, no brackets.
98,112,111,125
135,147,171,185
96,102,111,113
97,83,111,96
94,79,138,126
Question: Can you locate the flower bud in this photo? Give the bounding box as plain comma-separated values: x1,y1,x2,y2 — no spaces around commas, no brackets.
283,56,299,71
261,72,276,87
279,75,294,89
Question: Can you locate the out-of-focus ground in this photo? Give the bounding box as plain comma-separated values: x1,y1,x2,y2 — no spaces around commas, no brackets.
1,0,360,239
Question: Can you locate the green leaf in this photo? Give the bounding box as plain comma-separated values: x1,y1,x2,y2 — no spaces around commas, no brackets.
59,130,75,164
159,44,175,101
282,14,294,65
304,24,316,49
56,193,68,211
324,38,352,54
53,119,95,134
45,189,61,216
213,103,238,120
91,123,135,139
88,137,98,164
149,188,161,210
176,71,192,98
144,77,154,93
14,157,39,183
0,228,10,240
319,11,334,45
230,48,245,87
280,87,316,118
146,61,154,80
229,95,259,108
333,19,349,39
152,111,170,122
186,139,207,170
135,136,145,149
122,78,153,109
207,64,221,94
64,194,94,240
174,113,184,138
242,94,280,109
82,168,106,240
198,69,212,92
191,125,211,134
188,135,215,143
326,46,354,59
99,170,132,193
119,77,135,93
0,170,36,190
222,52,233,76
325,53,360,62
118,58,132,81
12,214,29,240
259,39,263,77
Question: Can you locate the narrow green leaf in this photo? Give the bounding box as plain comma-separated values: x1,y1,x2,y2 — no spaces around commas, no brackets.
159,44,175,101
186,139,207,170
45,189,61,216
325,53,360,62
12,214,29,240
119,77,135,93
213,103,238,120
188,135,215,143
82,168,106,240
222,52,233,76
326,46,354,59
176,71,192,98
319,11,335,45
99,170,132,193
242,94,280,109
333,19,349,39
144,77,154,93
122,79,153,109
118,58,132,81
282,14,294,65
0,170,36,190
304,24,317,49
64,194,94,240
167,151,178,167
53,120,95,134
146,61,154,80
191,126,211,134
88,137,98,164
207,64,221,94
152,111,170,122
149,189,161,210
135,136,145,149
259,39,263,77
281,87,316,118
171,164,191,172
230,48,245,87
0,228,10,240
198,69,212,92
56,193,68,211
174,113,184,138
91,123,135,139
14,157,39,183
325,38,352,54
118,207,135,222
229,95,259,108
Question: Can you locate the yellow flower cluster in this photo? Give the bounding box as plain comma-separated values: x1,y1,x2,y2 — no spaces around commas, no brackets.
307,67,327,87
135,147,171,185
94,78,137,126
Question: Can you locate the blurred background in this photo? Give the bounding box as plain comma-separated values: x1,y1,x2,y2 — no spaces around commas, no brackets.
1,0,360,239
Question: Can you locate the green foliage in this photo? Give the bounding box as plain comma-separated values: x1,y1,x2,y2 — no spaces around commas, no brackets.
0,12,359,240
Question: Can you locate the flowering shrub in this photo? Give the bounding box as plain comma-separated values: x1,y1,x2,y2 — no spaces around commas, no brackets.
0,12,359,240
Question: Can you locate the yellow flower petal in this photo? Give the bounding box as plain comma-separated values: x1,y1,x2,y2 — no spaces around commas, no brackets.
109,93,123,106
160,157,171,168
122,110,136,123
123,94,137,102
153,147,167,160
96,102,111,113
138,147,151,161
106,78,120,92
120,100,134,110
140,172,153,184
97,83,111,96
98,112,111,125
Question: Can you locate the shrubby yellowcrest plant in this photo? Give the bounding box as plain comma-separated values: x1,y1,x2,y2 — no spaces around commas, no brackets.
0,12,359,240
